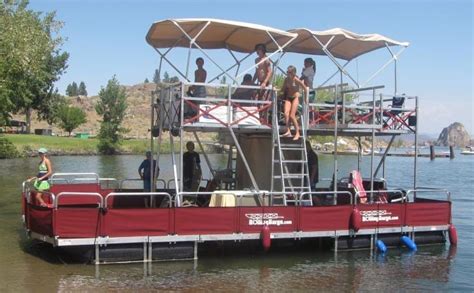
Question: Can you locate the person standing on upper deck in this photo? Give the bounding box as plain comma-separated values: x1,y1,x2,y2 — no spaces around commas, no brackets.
252,43,272,99
188,57,207,97
183,141,202,191
194,57,207,97
138,151,159,192
301,57,316,89
281,65,309,141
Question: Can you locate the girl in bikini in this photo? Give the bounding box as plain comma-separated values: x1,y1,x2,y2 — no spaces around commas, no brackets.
281,65,308,140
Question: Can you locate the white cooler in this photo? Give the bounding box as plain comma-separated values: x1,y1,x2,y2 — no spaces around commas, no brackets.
198,104,231,124
233,106,261,125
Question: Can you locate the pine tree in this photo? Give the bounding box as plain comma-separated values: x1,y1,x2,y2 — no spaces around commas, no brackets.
78,81,87,96
71,82,78,96
153,69,160,83
65,84,73,96
163,72,170,83
144,78,149,83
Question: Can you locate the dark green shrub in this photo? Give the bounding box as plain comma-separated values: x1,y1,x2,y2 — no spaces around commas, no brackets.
0,136,19,159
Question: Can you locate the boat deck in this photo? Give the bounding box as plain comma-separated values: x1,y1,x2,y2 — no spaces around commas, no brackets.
23,181,452,263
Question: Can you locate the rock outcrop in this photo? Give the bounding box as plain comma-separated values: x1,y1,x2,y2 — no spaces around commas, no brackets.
435,122,471,147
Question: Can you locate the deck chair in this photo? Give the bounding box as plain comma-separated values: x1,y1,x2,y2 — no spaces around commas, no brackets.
382,96,406,129
349,170,368,204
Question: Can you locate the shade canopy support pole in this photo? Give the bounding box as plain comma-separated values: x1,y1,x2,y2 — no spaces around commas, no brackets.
361,46,406,88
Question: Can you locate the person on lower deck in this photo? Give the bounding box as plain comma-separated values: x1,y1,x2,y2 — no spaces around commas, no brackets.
138,151,159,192
306,140,319,189
183,141,202,191
31,148,53,207
281,65,309,140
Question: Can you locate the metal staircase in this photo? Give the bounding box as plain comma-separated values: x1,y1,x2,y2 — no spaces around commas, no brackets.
272,100,313,206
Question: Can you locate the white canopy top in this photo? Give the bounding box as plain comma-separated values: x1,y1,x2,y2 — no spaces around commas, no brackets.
285,28,409,60
146,18,297,53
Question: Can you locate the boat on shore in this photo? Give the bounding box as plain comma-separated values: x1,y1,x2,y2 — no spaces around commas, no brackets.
22,19,456,264
461,146,474,155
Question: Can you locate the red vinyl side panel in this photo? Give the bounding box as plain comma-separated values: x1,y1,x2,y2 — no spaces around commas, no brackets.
299,206,352,231
358,204,405,229
54,208,101,238
239,207,297,233
102,209,170,237
405,201,451,226
174,208,237,235
50,184,101,194
28,205,53,236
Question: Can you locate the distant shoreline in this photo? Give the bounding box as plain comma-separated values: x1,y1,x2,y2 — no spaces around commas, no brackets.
1,134,223,158
3,134,157,158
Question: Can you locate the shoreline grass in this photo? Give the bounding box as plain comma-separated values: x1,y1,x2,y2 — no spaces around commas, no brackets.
4,134,172,156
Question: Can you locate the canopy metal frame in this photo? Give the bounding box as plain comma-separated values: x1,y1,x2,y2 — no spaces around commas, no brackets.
147,19,418,206
149,20,298,205
310,34,408,96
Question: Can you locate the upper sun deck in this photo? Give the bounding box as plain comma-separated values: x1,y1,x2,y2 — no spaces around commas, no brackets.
157,81,417,137
147,19,413,138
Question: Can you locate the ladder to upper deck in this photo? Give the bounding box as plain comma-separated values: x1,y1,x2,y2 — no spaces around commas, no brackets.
272,112,312,206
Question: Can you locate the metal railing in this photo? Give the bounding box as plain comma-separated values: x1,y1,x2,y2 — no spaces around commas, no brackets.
50,173,100,185
99,178,120,189
161,82,276,129
55,192,103,208
119,178,167,190
355,189,405,204
406,188,451,202
104,192,172,208
300,191,353,205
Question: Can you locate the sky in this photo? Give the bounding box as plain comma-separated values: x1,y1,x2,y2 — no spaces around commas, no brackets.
29,0,473,135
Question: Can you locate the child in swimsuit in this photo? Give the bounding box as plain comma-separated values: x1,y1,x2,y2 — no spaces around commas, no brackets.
301,57,316,89
188,57,207,97
281,65,308,140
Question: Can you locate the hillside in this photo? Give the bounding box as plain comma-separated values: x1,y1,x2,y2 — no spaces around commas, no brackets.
24,83,157,138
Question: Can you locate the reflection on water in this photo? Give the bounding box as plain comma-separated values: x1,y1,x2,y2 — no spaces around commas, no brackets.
0,153,473,291
53,245,455,292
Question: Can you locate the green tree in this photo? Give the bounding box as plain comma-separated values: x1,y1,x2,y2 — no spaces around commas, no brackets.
216,75,228,97
153,69,160,83
169,76,179,83
95,76,128,154
65,84,72,96
0,1,69,131
66,82,78,96
56,104,86,136
144,78,149,83
273,73,285,90
71,82,78,96
0,136,19,159
162,71,170,83
78,81,87,96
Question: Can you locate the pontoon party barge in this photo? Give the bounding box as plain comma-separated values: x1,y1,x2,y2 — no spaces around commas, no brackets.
22,19,457,264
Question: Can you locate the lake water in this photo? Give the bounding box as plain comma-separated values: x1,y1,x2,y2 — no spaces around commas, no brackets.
0,150,473,291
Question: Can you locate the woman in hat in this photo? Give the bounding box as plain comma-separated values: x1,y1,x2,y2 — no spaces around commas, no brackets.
33,148,53,207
